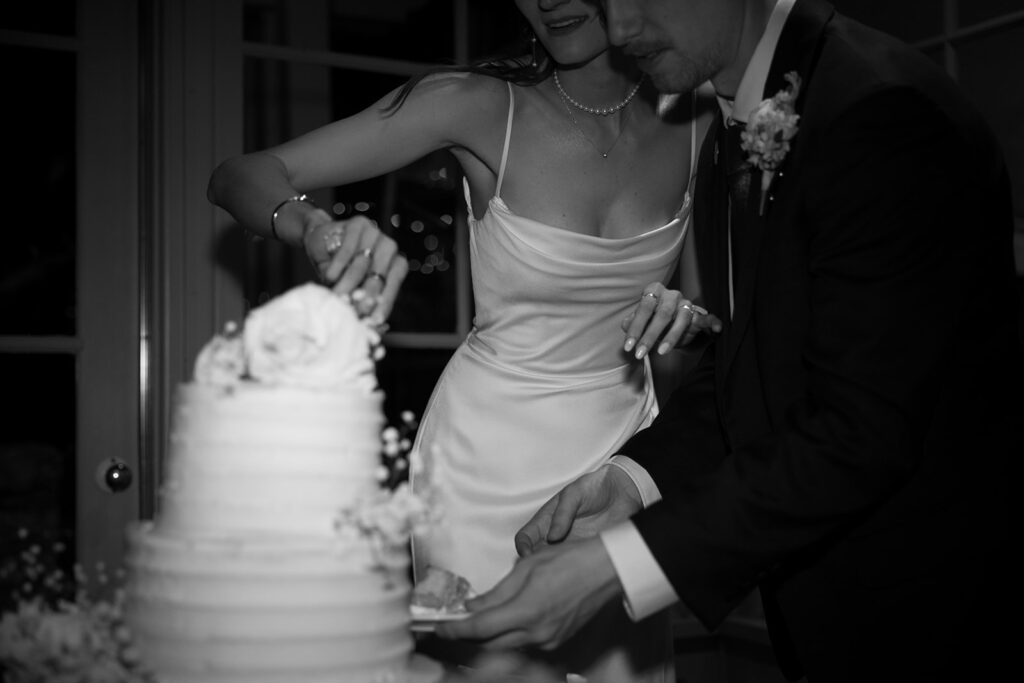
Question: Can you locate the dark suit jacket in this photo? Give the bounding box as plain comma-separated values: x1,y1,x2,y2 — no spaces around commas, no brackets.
619,1,1021,681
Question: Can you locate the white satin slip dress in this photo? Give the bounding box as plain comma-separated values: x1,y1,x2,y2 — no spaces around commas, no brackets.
411,81,696,683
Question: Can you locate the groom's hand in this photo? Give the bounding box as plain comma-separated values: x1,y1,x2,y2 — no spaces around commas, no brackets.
434,537,622,651
515,464,644,557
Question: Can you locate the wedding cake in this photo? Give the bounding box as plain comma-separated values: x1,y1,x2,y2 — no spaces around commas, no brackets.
123,283,440,683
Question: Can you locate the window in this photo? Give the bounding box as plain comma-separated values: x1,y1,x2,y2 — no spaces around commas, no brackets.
0,0,140,586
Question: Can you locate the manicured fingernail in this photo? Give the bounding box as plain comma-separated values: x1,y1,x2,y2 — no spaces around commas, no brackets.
634,344,647,360
657,342,670,355
624,337,636,352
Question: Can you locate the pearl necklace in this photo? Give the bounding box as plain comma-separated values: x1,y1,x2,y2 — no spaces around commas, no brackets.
553,70,644,116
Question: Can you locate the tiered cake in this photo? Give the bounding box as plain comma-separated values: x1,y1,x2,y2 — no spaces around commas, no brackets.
123,283,440,683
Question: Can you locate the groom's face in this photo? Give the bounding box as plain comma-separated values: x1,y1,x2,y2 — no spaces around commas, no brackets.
602,0,744,94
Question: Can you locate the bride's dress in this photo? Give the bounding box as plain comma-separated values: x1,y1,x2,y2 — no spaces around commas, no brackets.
411,83,694,682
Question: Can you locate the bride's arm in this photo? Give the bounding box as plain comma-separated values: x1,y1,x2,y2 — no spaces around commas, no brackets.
206,73,504,317
208,73,497,240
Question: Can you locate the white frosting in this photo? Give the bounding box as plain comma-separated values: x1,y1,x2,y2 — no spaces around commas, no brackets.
157,383,384,538
125,522,411,683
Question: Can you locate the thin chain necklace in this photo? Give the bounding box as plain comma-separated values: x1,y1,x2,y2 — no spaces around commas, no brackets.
553,70,644,116
558,95,626,159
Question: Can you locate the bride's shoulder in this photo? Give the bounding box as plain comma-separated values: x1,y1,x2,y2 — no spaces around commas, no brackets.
400,72,516,153
410,71,512,113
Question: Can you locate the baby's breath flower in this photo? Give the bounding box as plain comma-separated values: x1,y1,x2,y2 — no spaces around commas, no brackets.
0,531,156,683
334,414,443,572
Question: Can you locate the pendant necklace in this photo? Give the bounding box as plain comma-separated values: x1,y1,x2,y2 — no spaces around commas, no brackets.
558,96,624,159
552,71,644,159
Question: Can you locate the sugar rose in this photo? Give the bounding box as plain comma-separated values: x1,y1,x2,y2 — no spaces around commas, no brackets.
243,283,377,391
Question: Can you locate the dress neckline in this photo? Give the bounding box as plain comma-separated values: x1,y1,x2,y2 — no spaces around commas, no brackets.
464,81,697,242
475,187,691,243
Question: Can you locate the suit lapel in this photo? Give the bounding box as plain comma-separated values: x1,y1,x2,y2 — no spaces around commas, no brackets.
719,0,834,377
693,113,730,322
722,171,768,369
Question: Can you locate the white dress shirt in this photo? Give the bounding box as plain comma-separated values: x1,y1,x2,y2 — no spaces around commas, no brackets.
598,0,797,622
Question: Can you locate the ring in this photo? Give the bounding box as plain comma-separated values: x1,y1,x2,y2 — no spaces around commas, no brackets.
641,292,658,301
323,227,345,255
357,247,374,259
365,271,387,288
680,302,708,316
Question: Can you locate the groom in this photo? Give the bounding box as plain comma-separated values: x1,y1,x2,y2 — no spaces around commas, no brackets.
439,0,1022,681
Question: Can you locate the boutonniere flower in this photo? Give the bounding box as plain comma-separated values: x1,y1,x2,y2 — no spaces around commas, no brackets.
741,71,802,215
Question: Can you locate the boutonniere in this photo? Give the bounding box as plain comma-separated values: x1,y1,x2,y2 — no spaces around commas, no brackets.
740,71,802,215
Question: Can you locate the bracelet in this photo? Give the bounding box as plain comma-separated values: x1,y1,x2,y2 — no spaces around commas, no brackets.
270,194,317,241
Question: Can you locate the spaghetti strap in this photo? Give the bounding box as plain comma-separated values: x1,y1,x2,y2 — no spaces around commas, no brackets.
671,90,700,218
494,81,515,199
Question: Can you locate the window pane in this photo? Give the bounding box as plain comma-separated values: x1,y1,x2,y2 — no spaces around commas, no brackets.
386,151,462,333
244,0,454,62
0,2,76,36
329,0,453,63
243,0,285,45
466,1,528,61
0,353,76,610
0,46,76,335
833,0,943,42
376,347,454,426
959,0,1024,27
330,66,407,119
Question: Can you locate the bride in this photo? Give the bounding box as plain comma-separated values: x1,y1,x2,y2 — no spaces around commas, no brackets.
207,1,718,679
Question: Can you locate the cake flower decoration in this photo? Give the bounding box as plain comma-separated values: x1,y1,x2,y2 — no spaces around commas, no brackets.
740,71,801,215
192,283,383,393
193,321,245,388
244,283,379,391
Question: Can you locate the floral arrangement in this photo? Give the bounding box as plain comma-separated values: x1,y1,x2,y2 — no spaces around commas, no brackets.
0,531,155,683
334,411,443,571
194,282,383,393
740,70,802,214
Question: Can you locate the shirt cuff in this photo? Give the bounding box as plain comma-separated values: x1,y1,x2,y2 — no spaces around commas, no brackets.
600,521,680,621
607,455,662,508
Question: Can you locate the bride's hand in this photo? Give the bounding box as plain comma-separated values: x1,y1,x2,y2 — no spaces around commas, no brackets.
622,284,722,360
302,214,408,324
514,464,643,558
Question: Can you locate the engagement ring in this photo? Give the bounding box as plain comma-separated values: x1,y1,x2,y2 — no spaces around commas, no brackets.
323,227,345,255
680,302,708,316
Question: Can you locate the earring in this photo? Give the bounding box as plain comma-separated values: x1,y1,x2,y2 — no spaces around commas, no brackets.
530,34,539,69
